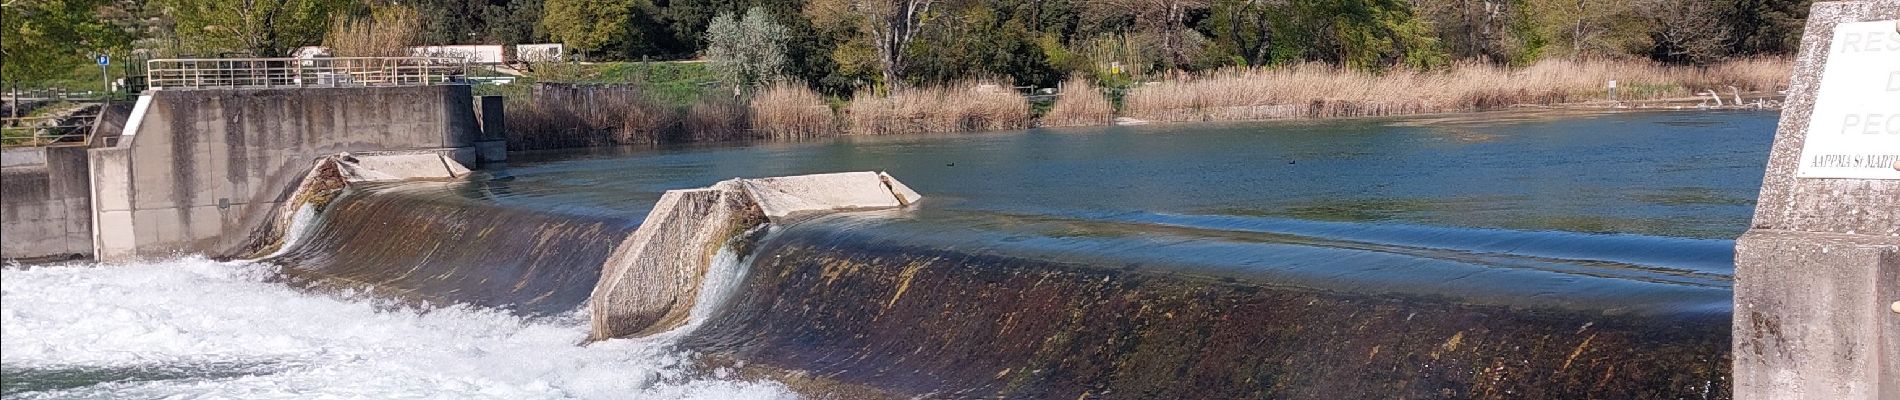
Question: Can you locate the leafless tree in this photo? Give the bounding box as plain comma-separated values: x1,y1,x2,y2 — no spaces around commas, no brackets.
1637,0,1731,63
1088,0,1210,69
854,0,937,90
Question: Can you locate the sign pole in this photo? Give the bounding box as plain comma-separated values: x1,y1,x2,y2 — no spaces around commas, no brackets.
97,55,111,96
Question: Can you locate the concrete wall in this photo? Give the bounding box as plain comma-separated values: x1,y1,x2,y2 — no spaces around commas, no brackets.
1733,2,1898,399
2,147,94,261
90,85,483,261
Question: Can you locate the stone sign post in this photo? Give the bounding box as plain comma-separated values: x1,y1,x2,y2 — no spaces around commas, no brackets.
1734,1,1898,399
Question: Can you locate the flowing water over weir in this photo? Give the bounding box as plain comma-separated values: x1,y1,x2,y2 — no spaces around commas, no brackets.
2,110,1779,398
264,183,636,316
687,213,1731,398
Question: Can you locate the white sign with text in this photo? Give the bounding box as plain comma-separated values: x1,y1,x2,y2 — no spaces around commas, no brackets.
1796,20,1900,179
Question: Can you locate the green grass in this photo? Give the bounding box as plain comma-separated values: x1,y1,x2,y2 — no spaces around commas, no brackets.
493,61,720,107
4,63,122,95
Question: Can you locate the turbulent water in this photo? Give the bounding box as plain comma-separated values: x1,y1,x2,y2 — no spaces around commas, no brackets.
1,109,1778,398
0,257,792,399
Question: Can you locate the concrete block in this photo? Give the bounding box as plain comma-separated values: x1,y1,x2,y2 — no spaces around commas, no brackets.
133,208,182,255
89,148,132,212
1735,231,1896,400
44,147,91,200
742,171,924,219
58,198,93,255
93,210,135,261
2,148,45,167
188,205,228,245
334,152,470,182
4,153,94,260
591,172,923,339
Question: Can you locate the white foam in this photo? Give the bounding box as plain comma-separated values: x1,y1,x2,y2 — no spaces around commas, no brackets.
0,257,795,399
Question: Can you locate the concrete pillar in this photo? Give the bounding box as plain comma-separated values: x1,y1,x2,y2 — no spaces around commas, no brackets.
1733,2,1898,399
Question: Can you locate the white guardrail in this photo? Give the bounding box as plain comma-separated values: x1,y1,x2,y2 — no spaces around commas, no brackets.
145,57,468,90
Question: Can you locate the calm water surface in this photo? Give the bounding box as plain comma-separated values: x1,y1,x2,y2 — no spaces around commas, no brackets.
486,109,1773,240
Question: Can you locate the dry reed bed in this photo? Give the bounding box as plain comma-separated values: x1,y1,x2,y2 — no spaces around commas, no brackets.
510,82,845,150
682,97,751,142
846,82,1031,135
506,83,677,150
1041,76,1115,127
1123,58,1793,123
750,82,839,139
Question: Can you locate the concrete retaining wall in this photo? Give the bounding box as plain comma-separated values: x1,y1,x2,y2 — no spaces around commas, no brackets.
1,147,94,261
90,85,484,261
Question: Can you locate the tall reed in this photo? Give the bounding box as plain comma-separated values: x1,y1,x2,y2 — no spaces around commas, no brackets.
846,81,1030,135
326,5,421,57
506,83,676,150
682,96,752,142
1122,58,1793,122
1041,76,1115,127
748,81,838,139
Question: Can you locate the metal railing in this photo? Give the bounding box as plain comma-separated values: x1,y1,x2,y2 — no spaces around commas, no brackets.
146,57,468,90
1,115,95,148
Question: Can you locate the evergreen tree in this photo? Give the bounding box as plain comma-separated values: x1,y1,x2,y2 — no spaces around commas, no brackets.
705,7,790,93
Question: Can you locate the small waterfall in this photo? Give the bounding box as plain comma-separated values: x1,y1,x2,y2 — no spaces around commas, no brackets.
262,184,638,317
634,225,774,342
249,203,324,261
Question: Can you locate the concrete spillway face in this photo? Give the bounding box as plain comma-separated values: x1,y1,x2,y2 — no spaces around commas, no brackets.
589,171,922,340
240,151,471,259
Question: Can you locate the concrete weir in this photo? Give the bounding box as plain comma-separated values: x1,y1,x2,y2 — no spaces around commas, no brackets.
589,171,922,340
87,85,488,261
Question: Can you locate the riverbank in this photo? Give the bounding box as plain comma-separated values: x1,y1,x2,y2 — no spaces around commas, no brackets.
1078,58,1790,125
503,58,1790,150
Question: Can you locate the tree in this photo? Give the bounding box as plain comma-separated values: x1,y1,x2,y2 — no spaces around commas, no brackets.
1203,0,1282,67
483,0,547,45
1724,0,1809,55
3,0,131,84
855,0,938,90
1085,0,1208,70
1523,0,1643,58
705,7,789,93
1636,0,1731,63
157,0,343,56
541,0,637,56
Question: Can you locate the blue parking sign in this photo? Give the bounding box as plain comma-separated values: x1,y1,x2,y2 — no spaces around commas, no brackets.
97,55,109,65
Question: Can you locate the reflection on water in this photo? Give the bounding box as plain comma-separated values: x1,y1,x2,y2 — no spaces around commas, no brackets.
485,109,1774,240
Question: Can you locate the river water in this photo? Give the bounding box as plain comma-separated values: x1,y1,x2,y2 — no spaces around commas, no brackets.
1,109,1778,398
